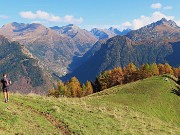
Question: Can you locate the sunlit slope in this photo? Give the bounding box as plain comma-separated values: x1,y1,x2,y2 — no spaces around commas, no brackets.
92,75,180,127
0,76,179,135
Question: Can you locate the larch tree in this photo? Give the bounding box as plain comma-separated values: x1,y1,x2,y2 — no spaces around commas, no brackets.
57,80,66,96
174,67,180,77
84,81,93,96
158,64,165,75
164,63,174,75
123,63,137,83
140,64,151,78
68,77,82,97
109,67,124,87
150,63,159,76
96,71,110,91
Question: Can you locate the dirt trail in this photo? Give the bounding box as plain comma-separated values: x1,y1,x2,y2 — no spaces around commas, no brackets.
12,101,71,135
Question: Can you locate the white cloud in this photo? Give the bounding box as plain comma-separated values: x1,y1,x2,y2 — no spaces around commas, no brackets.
121,22,132,27
176,20,180,26
151,3,162,9
31,21,42,24
132,11,174,29
114,22,132,30
83,11,180,31
20,10,83,24
0,15,9,19
64,15,83,24
163,6,173,10
20,11,36,19
121,12,180,30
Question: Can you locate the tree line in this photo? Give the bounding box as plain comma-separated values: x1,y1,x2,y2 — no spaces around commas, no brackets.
48,63,180,97
48,77,93,98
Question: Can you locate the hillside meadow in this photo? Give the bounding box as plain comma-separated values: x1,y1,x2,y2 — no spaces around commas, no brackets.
0,76,179,135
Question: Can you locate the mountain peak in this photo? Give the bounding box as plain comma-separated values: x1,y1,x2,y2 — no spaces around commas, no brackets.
90,28,116,39
156,18,171,26
11,22,26,27
126,18,180,42
66,24,80,30
159,18,168,22
1,22,45,33
108,27,131,35
50,26,60,30
67,24,74,27
144,18,179,29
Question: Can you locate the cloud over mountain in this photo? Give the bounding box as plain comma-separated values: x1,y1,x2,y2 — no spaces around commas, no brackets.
132,11,174,29
20,10,83,24
118,11,176,30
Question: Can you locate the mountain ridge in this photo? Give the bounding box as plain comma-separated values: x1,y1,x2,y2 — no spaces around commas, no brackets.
62,18,180,83
0,35,53,94
127,18,180,42
0,22,97,76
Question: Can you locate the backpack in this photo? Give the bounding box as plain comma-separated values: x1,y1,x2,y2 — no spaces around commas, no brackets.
5,79,11,87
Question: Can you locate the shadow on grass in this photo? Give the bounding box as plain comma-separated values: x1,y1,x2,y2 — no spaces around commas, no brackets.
162,75,180,96
162,74,178,82
171,87,180,96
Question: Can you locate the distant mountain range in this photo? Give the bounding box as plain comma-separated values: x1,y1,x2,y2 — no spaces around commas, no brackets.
0,22,98,76
63,18,180,83
90,27,131,39
109,27,131,35
50,24,97,53
0,35,52,94
0,18,180,92
0,21,133,93
0,22,131,76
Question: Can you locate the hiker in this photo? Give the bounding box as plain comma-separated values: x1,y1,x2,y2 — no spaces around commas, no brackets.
1,73,12,103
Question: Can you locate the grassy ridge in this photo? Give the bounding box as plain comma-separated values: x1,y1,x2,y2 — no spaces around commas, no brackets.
92,76,180,127
0,76,179,134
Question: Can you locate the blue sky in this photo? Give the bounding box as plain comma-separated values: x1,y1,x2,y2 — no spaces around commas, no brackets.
0,0,179,30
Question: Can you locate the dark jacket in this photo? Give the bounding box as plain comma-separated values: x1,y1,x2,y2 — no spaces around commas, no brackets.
1,77,10,89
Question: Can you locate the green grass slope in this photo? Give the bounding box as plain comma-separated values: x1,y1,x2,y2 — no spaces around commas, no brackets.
0,76,179,135
92,75,180,127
